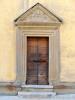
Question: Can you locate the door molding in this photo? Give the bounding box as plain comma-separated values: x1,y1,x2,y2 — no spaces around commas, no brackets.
15,28,60,85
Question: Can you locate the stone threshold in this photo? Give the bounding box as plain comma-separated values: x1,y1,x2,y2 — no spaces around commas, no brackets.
21,85,53,88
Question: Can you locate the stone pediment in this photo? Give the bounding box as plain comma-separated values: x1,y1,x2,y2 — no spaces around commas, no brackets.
15,3,62,26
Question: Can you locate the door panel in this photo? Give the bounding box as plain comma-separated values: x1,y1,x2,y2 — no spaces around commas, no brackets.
38,62,48,85
27,62,38,85
26,37,49,85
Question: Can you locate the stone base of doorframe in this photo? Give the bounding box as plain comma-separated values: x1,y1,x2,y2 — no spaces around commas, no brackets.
53,81,75,94
0,82,75,95
0,82,21,96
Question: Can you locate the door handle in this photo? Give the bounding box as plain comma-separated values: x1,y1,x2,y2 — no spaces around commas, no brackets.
33,60,47,62
33,60,39,62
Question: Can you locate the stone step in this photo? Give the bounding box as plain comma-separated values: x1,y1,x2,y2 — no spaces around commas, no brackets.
21,85,53,89
21,88,53,92
21,85,53,92
18,91,56,98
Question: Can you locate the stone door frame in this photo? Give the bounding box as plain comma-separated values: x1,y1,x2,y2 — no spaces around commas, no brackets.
15,26,60,85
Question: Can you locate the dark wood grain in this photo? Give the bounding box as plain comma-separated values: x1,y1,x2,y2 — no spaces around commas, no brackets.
26,37,49,85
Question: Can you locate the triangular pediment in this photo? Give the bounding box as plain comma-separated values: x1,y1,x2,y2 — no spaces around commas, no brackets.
15,3,62,25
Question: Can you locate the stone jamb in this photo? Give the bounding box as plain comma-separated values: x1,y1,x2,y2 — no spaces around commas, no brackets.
15,27,60,85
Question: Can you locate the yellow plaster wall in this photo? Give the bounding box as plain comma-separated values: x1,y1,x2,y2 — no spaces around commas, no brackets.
0,0,75,82
0,0,24,81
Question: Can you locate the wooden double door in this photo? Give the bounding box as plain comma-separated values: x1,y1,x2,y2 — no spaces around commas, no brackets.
26,37,49,85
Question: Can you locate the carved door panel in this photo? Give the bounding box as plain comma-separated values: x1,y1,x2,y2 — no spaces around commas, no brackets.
26,37,49,85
